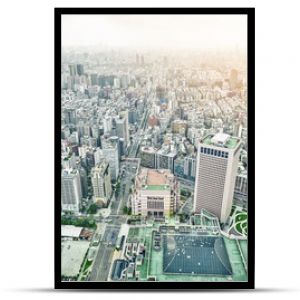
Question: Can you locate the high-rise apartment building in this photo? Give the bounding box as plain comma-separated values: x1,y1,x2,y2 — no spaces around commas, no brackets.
102,143,119,181
61,168,82,213
91,161,112,205
193,133,241,223
76,64,84,76
64,108,77,126
115,112,129,152
90,73,98,86
68,64,77,76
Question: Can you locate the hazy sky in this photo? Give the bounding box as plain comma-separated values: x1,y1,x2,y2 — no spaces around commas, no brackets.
62,15,247,50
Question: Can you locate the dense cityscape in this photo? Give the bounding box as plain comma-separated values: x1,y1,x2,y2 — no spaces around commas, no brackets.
60,45,248,282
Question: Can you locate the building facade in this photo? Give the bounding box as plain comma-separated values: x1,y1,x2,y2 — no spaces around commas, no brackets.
61,168,82,213
91,161,112,205
193,133,241,223
140,146,157,168
103,143,119,181
234,172,248,201
131,168,179,217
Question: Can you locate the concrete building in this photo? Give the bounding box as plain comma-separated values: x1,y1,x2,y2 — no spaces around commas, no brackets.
115,111,129,152
79,167,88,198
131,168,179,217
76,64,84,76
156,145,177,173
234,171,248,201
140,146,157,168
91,161,112,205
193,133,241,223
64,108,77,126
108,136,121,159
183,156,197,179
61,168,82,213
172,119,188,135
61,154,77,170
174,156,185,179
94,147,104,165
103,143,119,181
90,73,98,86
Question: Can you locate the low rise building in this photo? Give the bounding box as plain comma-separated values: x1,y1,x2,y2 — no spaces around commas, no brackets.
131,168,179,217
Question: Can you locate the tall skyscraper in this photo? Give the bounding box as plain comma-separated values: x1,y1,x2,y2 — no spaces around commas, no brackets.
61,168,82,212
91,161,112,205
64,108,77,126
79,167,88,198
76,64,84,76
115,112,129,151
90,73,98,86
68,64,77,76
193,133,241,223
102,143,119,182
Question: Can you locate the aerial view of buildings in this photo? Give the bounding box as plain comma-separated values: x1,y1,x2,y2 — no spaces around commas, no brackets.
60,14,248,283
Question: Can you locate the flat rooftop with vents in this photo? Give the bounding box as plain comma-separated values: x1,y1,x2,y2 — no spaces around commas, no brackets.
202,133,240,149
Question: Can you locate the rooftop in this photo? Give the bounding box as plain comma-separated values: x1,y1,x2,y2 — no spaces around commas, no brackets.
136,168,174,191
61,241,89,277
202,134,239,149
141,146,157,154
61,168,78,177
143,185,170,191
61,225,83,238
146,169,170,185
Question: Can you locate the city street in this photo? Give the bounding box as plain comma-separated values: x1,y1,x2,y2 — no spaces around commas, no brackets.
89,224,121,281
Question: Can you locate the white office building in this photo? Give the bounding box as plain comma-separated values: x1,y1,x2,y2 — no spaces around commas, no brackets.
193,133,241,223
91,161,112,205
61,168,82,213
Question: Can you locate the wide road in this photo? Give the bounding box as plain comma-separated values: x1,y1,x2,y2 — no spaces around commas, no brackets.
89,225,121,281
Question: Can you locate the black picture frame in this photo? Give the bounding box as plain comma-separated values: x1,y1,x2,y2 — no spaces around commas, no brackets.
55,7,255,290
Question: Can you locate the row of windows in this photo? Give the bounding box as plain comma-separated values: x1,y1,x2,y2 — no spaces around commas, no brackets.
200,147,228,158
147,201,164,209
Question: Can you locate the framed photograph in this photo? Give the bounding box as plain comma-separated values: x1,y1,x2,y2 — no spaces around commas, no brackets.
55,7,255,289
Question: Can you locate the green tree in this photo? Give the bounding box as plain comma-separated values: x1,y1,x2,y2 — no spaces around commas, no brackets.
87,203,98,214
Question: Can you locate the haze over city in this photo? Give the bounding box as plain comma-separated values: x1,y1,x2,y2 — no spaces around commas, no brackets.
62,15,247,51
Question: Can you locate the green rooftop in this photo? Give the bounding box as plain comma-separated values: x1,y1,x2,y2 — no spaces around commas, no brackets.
226,138,239,149
202,134,239,149
143,185,169,191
